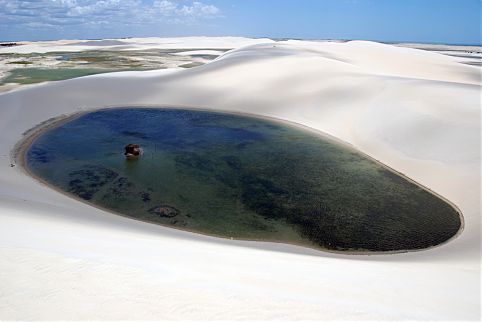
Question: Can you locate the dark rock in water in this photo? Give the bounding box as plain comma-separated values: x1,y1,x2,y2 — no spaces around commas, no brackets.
140,192,151,202
148,205,179,218
124,143,140,158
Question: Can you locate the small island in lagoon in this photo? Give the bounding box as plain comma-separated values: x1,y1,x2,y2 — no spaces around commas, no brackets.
24,108,462,253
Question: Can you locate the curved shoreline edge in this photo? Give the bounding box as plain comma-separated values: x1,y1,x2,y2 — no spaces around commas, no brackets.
12,104,466,256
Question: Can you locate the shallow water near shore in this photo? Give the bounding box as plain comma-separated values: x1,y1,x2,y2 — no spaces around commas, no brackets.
25,108,462,252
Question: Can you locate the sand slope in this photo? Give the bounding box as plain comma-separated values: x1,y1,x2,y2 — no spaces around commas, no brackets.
0,38,480,320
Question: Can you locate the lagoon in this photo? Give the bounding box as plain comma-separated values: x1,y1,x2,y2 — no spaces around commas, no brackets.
25,108,462,252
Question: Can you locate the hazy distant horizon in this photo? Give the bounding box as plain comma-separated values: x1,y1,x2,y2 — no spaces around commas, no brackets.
2,36,481,47
1,0,480,46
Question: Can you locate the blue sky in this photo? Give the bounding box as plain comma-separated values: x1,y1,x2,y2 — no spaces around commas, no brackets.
1,0,480,44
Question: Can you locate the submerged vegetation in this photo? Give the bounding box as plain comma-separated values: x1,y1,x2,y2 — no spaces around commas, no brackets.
25,108,462,253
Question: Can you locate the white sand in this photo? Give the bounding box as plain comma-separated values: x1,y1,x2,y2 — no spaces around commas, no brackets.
173,49,227,56
0,38,480,320
0,36,274,54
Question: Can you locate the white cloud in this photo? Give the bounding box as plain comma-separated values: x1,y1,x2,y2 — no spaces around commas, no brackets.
153,0,177,14
178,1,220,16
0,0,221,30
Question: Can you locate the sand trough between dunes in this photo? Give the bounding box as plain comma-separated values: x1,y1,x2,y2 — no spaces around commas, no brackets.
0,37,480,320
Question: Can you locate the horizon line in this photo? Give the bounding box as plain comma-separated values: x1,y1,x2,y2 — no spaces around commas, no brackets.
1,36,481,47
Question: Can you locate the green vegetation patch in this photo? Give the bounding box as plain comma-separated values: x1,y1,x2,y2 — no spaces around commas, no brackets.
7,61,33,65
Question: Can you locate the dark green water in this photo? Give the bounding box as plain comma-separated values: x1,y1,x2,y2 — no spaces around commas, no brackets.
3,67,120,84
26,108,461,252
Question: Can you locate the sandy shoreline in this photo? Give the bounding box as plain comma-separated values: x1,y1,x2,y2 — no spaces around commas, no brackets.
14,105,465,256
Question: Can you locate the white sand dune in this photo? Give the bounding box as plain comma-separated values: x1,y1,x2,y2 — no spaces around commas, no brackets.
0,38,480,320
0,36,274,54
173,49,227,56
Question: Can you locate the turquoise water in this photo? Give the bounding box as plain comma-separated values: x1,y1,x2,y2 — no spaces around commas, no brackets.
26,108,461,252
